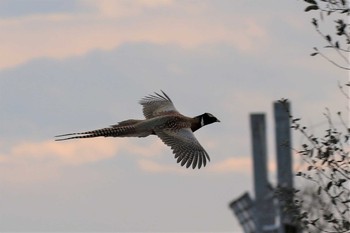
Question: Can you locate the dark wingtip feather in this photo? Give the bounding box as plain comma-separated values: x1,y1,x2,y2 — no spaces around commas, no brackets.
205,152,210,162
180,155,189,167
192,153,198,169
202,154,207,167
186,156,193,168
198,154,203,169
174,151,210,169
139,90,172,105
160,90,172,103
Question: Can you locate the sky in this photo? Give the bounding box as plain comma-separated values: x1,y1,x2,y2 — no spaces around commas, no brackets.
0,0,348,232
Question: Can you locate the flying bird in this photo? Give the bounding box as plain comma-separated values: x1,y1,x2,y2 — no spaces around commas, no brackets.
55,91,220,169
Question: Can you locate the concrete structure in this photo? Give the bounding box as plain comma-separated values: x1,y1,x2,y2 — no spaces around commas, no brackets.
229,192,256,233
274,101,293,189
229,101,298,233
250,114,276,233
273,101,296,233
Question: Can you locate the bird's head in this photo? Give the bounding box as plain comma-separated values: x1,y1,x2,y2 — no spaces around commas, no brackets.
200,113,220,126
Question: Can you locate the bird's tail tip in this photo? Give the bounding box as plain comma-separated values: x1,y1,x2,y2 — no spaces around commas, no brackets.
54,132,79,141
55,133,76,138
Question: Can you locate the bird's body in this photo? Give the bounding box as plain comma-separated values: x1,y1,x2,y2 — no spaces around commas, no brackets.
56,91,219,169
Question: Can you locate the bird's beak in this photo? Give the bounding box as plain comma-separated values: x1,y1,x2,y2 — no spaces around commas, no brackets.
216,119,221,122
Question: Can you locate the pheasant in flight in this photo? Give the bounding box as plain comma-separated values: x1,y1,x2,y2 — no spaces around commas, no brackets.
55,91,220,169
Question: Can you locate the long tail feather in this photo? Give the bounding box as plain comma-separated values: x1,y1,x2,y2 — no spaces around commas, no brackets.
55,132,80,138
55,134,99,141
55,125,136,141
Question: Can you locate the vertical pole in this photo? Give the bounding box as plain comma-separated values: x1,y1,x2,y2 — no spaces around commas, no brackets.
274,101,293,188
250,113,275,233
250,114,269,203
274,101,296,233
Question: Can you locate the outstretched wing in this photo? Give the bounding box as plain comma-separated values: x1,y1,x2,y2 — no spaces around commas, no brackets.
139,91,179,119
155,128,210,169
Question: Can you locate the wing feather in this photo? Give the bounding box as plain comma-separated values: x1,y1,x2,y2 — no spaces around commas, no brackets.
192,151,198,169
139,91,179,119
155,128,210,169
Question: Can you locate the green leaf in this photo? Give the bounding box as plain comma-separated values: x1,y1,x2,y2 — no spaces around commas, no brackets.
305,5,319,12
326,35,332,42
310,52,318,56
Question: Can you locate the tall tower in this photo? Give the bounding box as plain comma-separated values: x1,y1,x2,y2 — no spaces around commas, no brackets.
274,101,293,188
250,114,276,233
274,101,296,233
230,103,297,233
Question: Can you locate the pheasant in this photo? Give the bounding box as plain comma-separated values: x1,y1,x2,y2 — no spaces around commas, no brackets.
55,91,220,169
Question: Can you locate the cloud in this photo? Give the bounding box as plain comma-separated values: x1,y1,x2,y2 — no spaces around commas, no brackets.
125,140,165,157
138,159,190,174
85,0,174,18
0,1,269,69
1,138,122,165
0,137,167,185
0,0,81,18
207,157,252,173
0,137,165,166
138,156,254,174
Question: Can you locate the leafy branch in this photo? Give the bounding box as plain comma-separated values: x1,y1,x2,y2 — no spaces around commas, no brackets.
277,99,350,233
304,0,350,70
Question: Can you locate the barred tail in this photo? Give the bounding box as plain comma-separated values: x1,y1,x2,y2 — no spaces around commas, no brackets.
55,125,136,141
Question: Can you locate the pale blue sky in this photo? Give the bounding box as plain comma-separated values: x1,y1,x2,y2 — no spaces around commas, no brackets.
0,1,347,232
